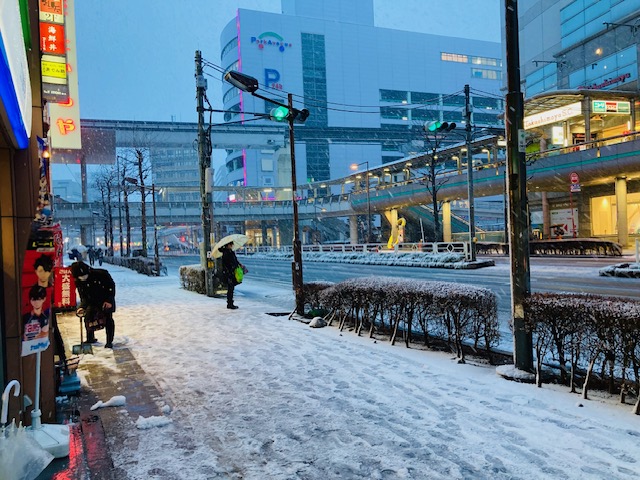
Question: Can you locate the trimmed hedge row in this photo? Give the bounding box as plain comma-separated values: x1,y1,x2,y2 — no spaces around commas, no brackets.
104,256,166,276
179,264,206,294
309,277,499,363
524,292,640,414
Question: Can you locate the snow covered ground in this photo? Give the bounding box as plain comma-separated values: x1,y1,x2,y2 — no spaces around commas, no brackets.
72,264,640,480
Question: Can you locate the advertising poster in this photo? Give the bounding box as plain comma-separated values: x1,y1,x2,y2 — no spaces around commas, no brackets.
21,228,56,356
20,138,63,356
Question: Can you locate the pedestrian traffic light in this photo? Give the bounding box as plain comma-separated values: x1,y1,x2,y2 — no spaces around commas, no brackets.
269,106,290,122
425,121,457,132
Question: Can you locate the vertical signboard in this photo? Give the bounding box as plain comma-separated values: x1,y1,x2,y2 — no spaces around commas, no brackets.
48,0,82,150
39,0,69,103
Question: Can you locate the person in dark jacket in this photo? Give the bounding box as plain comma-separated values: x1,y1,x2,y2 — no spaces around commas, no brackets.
70,261,116,348
221,242,245,309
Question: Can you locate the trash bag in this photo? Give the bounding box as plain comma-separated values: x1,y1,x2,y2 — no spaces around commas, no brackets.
0,421,54,480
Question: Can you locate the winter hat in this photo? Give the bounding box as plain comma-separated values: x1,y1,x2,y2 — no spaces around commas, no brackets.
70,261,90,278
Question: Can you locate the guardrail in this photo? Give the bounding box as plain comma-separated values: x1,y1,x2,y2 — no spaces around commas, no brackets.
241,241,473,260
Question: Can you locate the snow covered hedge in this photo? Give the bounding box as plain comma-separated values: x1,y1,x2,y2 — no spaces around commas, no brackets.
179,264,206,294
310,277,499,363
252,251,471,268
524,292,640,413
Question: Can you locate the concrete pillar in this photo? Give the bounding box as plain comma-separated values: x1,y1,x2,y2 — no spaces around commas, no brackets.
616,177,628,247
442,201,452,242
541,192,550,239
349,216,358,244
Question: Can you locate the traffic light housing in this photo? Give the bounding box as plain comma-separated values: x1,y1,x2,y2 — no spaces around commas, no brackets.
425,121,457,132
268,106,310,123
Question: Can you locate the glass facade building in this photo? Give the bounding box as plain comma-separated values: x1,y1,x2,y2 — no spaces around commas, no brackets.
218,0,503,200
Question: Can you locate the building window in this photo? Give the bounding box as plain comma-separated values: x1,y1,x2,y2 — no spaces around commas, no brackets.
223,60,239,77
261,158,274,171
411,91,439,104
471,56,501,67
442,52,468,63
474,112,503,125
471,68,502,80
473,96,501,109
302,33,328,128
380,89,408,103
223,87,239,104
442,95,465,107
224,103,241,122
412,108,439,121
221,37,238,59
381,106,409,120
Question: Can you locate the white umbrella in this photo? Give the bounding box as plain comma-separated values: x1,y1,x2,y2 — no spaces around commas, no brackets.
212,234,249,258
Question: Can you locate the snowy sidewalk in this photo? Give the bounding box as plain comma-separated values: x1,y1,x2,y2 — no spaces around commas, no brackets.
60,264,639,480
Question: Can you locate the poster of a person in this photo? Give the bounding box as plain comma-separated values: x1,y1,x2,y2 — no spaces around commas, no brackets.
21,284,51,356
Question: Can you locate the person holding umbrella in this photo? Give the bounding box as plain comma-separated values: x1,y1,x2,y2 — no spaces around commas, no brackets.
221,242,246,309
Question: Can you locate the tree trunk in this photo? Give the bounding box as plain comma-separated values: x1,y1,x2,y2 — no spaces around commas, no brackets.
582,358,596,400
137,151,148,257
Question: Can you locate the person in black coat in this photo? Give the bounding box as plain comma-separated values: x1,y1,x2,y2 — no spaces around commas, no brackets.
221,242,245,309
70,261,116,348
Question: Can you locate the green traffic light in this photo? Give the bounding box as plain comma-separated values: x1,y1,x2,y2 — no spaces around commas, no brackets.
270,106,290,122
428,121,442,132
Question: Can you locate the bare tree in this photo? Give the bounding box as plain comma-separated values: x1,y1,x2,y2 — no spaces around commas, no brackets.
121,143,153,256
92,167,118,251
413,122,457,242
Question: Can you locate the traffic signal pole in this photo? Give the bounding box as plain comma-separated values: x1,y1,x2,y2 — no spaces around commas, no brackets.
505,0,533,370
464,84,477,262
288,93,305,315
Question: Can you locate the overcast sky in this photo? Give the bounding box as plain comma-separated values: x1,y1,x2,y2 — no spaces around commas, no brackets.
74,0,501,123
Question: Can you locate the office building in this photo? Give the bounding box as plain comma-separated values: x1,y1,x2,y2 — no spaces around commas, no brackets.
219,0,504,199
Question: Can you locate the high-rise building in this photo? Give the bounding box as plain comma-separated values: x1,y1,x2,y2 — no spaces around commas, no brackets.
515,0,640,243
219,0,503,199
519,0,640,96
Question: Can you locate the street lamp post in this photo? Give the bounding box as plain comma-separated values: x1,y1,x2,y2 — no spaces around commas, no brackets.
224,70,309,315
350,161,371,244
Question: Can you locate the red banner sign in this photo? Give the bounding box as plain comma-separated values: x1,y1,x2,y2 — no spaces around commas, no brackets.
54,267,76,308
39,22,66,55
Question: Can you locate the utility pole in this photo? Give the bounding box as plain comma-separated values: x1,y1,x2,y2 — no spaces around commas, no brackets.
195,50,214,296
505,0,533,370
465,84,477,262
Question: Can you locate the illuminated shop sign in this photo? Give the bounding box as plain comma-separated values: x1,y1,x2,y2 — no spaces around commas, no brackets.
41,54,67,83
39,22,66,55
524,102,582,130
48,0,81,150
251,32,292,52
578,73,631,90
39,0,64,23
592,100,630,114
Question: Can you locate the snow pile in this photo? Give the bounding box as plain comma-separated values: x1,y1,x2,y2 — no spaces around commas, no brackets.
308,316,326,328
90,395,126,411
135,415,172,430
